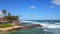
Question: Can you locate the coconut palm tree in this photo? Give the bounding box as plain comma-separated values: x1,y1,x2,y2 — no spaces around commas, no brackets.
8,12,11,17
1,9,6,24
2,9,6,16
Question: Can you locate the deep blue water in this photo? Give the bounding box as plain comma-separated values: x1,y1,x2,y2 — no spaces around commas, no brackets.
26,20,60,24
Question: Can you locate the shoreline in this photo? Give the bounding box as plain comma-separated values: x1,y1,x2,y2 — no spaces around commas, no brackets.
0,26,24,32
0,24,42,32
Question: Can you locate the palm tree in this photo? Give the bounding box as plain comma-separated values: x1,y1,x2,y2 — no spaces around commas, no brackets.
2,9,6,16
1,9,6,24
8,12,11,17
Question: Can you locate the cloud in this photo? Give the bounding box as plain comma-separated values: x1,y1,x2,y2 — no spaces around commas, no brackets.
49,6,55,8
0,11,3,15
52,0,60,5
30,5,36,9
0,11,4,18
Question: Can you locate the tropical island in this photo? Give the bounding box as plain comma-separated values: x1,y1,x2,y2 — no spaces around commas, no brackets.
0,9,42,32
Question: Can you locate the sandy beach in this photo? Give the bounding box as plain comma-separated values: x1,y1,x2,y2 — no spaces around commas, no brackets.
0,26,24,31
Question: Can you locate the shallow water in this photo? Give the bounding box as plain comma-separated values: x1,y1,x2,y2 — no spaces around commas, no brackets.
6,28,60,34
1,20,60,34
6,27,44,34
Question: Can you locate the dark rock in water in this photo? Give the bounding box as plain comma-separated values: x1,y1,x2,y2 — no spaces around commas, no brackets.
12,27,23,30
33,24,42,27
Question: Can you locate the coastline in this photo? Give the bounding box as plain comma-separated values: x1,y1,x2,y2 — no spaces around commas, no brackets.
0,24,42,32
0,26,24,32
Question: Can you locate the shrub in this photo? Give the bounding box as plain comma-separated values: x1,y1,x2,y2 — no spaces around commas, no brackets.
0,23,12,28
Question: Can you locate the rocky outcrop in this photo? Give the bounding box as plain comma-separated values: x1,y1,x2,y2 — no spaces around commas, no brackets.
0,23,42,32
33,24,42,27
11,21,20,26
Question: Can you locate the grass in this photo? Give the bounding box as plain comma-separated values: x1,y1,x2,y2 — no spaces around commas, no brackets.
0,23,13,28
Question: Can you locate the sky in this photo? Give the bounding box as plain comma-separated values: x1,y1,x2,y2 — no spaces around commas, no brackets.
0,0,60,20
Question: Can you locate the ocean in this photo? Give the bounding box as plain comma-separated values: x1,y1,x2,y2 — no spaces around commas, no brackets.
2,20,60,34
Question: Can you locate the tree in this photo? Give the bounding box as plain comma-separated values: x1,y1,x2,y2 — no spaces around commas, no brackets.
4,15,19,23
16,16,19,20
2,9,6,16
8,12,11,17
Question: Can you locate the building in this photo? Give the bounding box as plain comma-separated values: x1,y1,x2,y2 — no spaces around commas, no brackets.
0,18,7,24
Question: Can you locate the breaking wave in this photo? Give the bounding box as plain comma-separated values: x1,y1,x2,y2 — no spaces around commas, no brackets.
20,20,60,28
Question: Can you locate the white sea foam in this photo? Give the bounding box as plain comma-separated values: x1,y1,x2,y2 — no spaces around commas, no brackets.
20,21,32,23
20,21,60,28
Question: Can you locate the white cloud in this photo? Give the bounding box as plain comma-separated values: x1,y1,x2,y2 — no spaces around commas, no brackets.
52,0,60,5
49,6,55,8
30,5,36,9
0,11,4,18
0,11,3,15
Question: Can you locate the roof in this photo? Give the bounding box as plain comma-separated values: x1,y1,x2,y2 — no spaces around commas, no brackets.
0,18,6,21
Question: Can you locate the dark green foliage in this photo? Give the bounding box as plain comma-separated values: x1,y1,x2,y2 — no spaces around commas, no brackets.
4,15,19,23
2,9,19,20
0,9,19,28
4,16,19,20
8,12,11,17
2,9,19,23
2,9,6,15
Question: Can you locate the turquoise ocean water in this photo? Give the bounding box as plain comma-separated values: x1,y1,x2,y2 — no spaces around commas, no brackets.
1,20,60,34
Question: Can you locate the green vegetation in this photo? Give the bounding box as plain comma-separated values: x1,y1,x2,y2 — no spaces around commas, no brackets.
0,23,12,28
3,10,19,23
1,9,19,23
0,9,19,28
4,15,19,23
4,15,19,21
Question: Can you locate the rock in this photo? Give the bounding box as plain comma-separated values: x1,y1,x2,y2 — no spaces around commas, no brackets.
11,22,20,26
33,24,42,27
